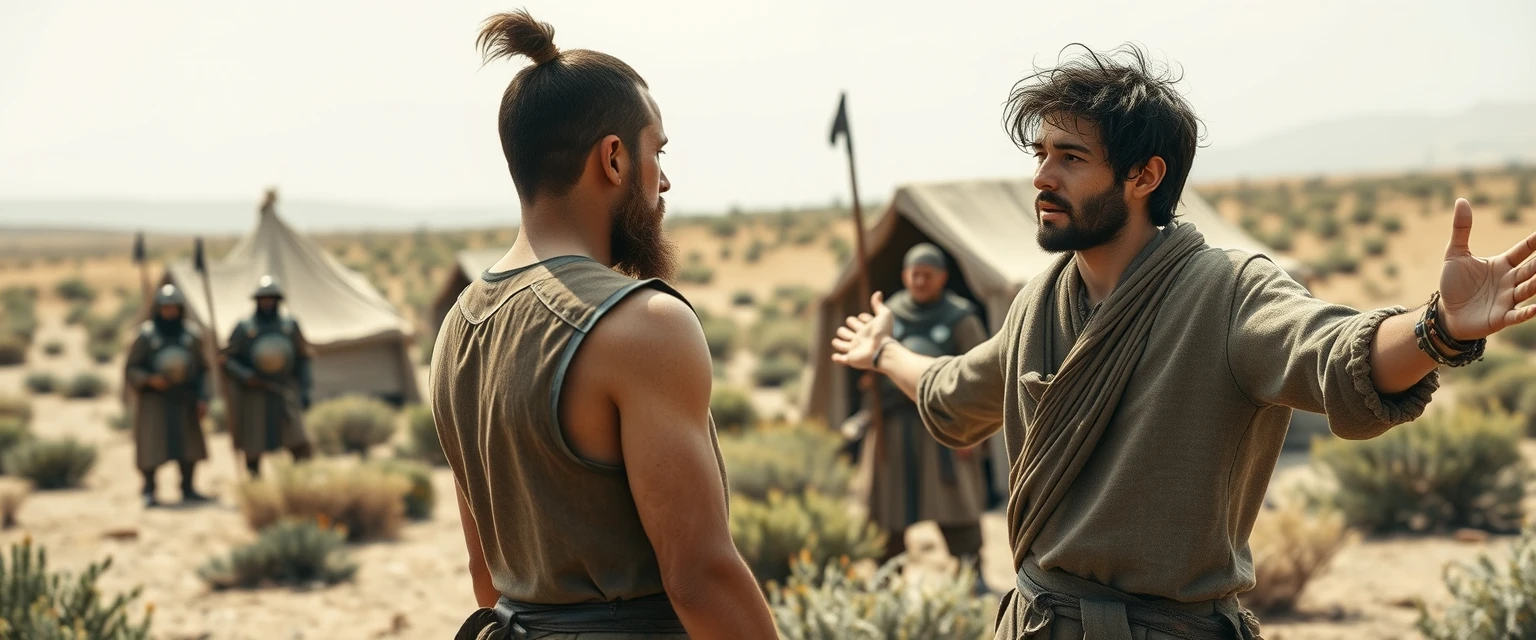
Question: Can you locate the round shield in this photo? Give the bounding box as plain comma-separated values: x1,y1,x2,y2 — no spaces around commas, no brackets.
930,324,952,345
251,334,294,375
152,345,194,385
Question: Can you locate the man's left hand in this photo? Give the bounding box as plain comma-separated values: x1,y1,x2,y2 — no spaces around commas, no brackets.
1437,198,1536,341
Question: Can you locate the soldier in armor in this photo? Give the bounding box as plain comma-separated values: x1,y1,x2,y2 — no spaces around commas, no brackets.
124,284,211,507
223,275,314,477
847,243,992,588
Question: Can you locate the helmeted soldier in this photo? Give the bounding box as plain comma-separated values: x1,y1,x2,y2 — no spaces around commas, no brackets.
846,243,994,590
124,284,212,507
223,275,314,476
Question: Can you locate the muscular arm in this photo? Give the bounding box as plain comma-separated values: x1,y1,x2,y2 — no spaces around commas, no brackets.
1368,311,1440,393
589,290,777,640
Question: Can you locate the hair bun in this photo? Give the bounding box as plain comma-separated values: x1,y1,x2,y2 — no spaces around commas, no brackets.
478,9,559,65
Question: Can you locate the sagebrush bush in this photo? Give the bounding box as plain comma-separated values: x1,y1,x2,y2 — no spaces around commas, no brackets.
1503,318,1536,351
0,478,31,528
237,462,408,542
710,217,739,239
718,423,853,501
1461,364,1536,418
753,355,803,388
0,339,24,367
399,404,446,466
1453,350,1526,382
4,438,97,490
1417,528,1536,639
24,372,56,395
1362,235,1387,256
1312,215,1341,239
1506,206,1525,224
700,314,738,362
1381,215,1404,233
678,263,715,285
770,554,994,640
730,489,885,587
87,340,116,365
198,518,357,590
710,385,758,430
0,418,32,473
64,302,91,326
0,394,31,425
370,459,435,521
41,341,63,357
731,289,756,307
1312,409,1526,534
0,537,152,639
752,318,812,363
745,239,765,264
307,395,397,458
53,277,95,303
1266,229,1294,252
1243,503,1353,615
62,372,107,399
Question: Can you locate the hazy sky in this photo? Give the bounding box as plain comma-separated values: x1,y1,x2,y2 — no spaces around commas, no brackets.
2,0,1533,218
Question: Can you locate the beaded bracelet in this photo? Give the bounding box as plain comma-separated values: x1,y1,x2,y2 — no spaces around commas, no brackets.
1414,292,1486,367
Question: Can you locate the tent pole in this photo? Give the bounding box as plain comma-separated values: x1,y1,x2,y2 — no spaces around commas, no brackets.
194,238,246,484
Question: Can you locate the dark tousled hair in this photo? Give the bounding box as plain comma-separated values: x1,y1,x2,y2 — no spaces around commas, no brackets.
478,9,653,203
1004,44,1202,226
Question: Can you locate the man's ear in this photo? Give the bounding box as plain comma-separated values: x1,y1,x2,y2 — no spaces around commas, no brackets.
1128,156,1167,200
598,134,625,186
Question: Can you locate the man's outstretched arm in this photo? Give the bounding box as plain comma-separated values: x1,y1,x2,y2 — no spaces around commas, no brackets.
593,290,778,640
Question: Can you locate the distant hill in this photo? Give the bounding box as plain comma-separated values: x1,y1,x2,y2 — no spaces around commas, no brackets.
1193,103,1536,183
0,199,520,234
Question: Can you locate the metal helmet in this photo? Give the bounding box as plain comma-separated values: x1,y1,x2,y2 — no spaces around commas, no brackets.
252,275,284,300
154,284,186,307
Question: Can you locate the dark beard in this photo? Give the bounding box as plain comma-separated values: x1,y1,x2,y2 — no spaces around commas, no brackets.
609,176,677,281
1036,183,1132,253
255,306,280,321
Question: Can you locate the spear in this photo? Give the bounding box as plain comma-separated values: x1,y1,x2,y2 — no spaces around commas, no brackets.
132,231,151,310
194,238,244,481
829,92,886,467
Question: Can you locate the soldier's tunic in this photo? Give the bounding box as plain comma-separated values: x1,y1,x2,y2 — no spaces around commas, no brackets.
124,321,210,470
433,256,726,639
865,290,990,539
224,313,313,454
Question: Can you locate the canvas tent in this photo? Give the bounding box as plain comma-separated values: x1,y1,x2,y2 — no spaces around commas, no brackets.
428,247,508,339
803,177,1305,429
163,199,421,405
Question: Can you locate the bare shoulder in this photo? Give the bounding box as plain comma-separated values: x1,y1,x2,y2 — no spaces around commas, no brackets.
583,287,710,381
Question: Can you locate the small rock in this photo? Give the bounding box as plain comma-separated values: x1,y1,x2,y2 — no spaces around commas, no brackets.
1454,528,1491,543
102,527,139,541
1387,597,1418,609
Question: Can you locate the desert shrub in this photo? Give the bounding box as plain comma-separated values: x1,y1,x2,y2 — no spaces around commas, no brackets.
792,227,818,246
198,518,357,590
0,339,24,367
53,277,96,303
700,314,738,362
745,239,765,264
399,404,446,466
1310,243,1358,278
731,290,756,307
828,236,852,264
718,423,853,501
64,302,92,326
0,478,30,528
1350,202,1376,225
710,217,739,239
1243,503,1352,615
1508,206,1526,224
24,372,57,395
1384,264,1399,278
369,459,435,521
1381,215,1403,233
1239,215,1260,234
1471,191,1493,206
42,341,63,357
1518,178,1534,207
1503,317,1536,351
730,490,885,587
1417,528,1536,639
307,395,397,458
0,537,153,639
106,412,130,432
61,372,106,399
0,395,31,426
4,438,97,490
237,462,408,542
1311,409,1525,534
710,385,758,430
752,317,813,363
770,554,994,640
87,340,116,365
1461,364,1536,416
1362,235,1387,257
1312,215,1341,239
753,355,803,388
774,285,816,317
678,263,715,285
0,419,33,473
1266,229,1294,252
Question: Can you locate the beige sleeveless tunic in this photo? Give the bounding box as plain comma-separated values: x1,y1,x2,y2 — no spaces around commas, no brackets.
431,255,727,613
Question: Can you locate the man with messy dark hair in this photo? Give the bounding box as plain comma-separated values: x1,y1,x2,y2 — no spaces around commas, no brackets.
833,44,1536,639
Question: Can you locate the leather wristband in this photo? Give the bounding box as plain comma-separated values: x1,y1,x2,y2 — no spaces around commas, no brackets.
871,338,898,371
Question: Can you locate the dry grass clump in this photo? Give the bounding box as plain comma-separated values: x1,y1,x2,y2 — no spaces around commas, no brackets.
0,478,32,528
1243,503,1353,615
237,462,408,542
